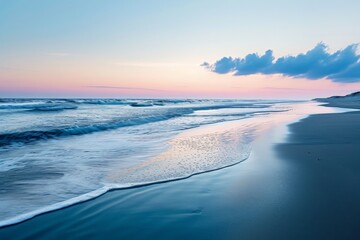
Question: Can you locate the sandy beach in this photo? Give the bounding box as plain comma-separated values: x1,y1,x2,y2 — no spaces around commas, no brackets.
1,102,359,239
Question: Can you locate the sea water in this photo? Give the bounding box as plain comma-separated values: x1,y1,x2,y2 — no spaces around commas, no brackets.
0,98,292,226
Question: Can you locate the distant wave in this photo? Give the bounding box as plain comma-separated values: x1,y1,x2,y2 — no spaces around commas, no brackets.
68,99,206,107
0,98,268,107
0,99,203,111
0,103,78,111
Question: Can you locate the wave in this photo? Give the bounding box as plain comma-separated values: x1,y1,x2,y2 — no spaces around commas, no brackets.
0,98,266,108
0,109,192,147
30,104,78,111
75,99,133,105
71,99,204,107
0,151,251,228
0,103,78,111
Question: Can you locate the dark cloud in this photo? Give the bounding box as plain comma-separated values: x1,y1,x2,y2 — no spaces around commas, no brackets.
203,43,360,82
200,62,210,68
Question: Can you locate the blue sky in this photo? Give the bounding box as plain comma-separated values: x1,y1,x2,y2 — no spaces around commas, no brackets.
1,0,360,98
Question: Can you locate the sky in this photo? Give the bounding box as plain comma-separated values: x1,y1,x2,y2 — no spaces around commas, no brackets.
1,0,360,99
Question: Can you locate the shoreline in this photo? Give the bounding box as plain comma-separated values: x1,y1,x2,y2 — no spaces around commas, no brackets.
0,102,357,239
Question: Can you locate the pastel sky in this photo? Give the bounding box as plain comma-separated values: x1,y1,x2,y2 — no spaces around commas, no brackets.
1,0,360,99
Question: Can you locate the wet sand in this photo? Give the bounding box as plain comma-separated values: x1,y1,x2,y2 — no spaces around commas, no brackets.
1,105,360,239
274,110,360,239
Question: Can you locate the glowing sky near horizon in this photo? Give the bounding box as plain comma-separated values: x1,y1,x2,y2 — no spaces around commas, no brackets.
1,0,360,99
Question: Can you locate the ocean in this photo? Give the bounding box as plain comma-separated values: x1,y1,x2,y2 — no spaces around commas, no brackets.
0,98,292,227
